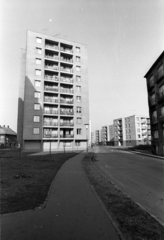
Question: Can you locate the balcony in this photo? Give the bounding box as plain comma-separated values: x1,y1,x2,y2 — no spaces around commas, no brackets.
148,79,155,89
60,67,73,73
45,75,59,82
158,92,164,102
60,110,74,116
45,55,59,61
157,69,164,82
43,122,58,126
150,97,156,106
44,86,59,92
44,134,58,138
60,77,73,84
60,47,73,54
60,56,73,64
60,134,74,138
44,110,58,115
141,125,147,129
159,114,164,122
60,88,74,94
60,122,74,126
45,65,59,71
60,99,74,105
152,116,157,124
45,44,59,51
44,97,58,103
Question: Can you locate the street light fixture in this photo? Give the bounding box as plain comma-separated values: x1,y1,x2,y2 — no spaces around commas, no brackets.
84,124,89,154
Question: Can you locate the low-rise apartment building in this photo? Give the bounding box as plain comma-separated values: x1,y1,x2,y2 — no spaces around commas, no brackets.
113,118,126,146
95,130,100,145
144,51,164,156
101,126,109,145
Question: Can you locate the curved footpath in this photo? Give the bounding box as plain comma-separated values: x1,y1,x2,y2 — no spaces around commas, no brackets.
1,153,120,240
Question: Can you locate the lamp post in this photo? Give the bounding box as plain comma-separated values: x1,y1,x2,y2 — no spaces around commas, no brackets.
84,124,89,155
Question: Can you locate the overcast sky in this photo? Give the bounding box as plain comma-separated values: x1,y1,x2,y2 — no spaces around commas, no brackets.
0,0,163,132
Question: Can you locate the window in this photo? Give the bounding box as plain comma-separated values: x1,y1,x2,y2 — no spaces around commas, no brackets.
36,58,41,64
160,106,164,116
33,116,40,122
154,130,159,139
150,93,155,105
129,124,130,127
137,123,140,127
159,84,164,97
136,117,139,121
129,135,131,139
76,76,81,82
34,91,41,98
126,135,128,139
158,64,163,72
76,47,80,53
77,129,82,135
137,128,140,132
152,110,157,123
36,48,42,54
76,96,81,102
76,56,81,62
76,66,81,71
75,141,81,146
36,37,42,43
77,107,81,113
33,128,40,134
35,69,41,76
77,118,82,124
76,86,81,92
138,134,140,138
35,80,41,87
34,104,40,110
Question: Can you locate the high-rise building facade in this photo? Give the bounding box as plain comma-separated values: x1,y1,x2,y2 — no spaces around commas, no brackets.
101,126,109,145
95,130,100,145
113,118,126,146
144,51,164,156
17,30,89,151
124,115,151,146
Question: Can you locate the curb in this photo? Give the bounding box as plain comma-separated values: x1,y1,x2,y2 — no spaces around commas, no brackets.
128,150,164,160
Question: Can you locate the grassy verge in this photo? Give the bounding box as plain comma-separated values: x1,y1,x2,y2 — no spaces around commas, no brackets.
0,149,78,214
82,154,164,240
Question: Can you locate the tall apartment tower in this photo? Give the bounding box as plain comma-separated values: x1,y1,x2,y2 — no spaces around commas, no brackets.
144,51,164,156
17,30,89,151
113,118,126,146
101,126,109,145
95,130,100,145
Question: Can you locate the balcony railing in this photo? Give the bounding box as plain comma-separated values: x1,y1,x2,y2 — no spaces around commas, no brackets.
60,57,73,63
60,77,73,84
60,47,73,54
45,65,59,71
44,86,59,92
60,122,74,126
60,134,74,138
45,75,59,81
44,110,58,114
43,122,58,126
60,99,74,104
45,55,59,61
44,134,58,138
44,98,58,103
157,69,164,81
60,111,74,115
60,88,74,94
60,68,73,73
45,45,59,50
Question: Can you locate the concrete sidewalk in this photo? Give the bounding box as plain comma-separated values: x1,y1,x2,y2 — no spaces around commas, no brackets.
1,153,120,240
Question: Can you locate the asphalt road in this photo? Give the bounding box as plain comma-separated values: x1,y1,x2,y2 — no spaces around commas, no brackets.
94,146,164,226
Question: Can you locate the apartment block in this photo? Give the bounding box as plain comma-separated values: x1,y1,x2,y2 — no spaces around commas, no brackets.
95,130,100,145
109,125,114,141
124,115,151,146
144,51,164,156
101,126,109,145
91,132,95,145
113,118,126,146
17,30,89,151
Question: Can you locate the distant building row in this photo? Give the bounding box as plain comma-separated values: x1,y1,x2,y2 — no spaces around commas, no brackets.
92,115,151,147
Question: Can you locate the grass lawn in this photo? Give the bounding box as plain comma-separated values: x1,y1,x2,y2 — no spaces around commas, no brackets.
0,149,78,214
82,154,164,240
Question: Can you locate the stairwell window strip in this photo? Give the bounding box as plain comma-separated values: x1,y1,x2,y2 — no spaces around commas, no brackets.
34,91,41,98
76,76,81,82
35,80,41,87
35,69,41,76
33,128,40,134
36,37,42,43
33,116,40,122
36,58,41,65
36,48,42,54
34,104,40,110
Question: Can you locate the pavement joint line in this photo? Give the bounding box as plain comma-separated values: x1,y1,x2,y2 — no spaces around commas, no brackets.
93,155,164,227
82,155,126,240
